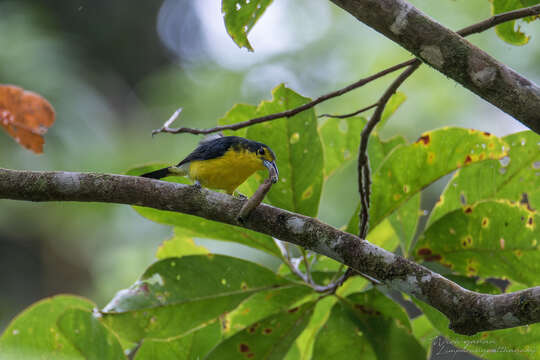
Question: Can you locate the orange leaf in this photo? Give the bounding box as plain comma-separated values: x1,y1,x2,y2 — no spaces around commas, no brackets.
0,84,55,154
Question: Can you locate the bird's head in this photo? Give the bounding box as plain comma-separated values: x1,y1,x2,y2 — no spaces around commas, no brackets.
253,143,279,183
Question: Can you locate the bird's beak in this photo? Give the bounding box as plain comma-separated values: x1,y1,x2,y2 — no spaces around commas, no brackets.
263,160,279,183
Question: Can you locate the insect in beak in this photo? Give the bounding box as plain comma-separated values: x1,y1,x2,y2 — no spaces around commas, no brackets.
263,160,279,183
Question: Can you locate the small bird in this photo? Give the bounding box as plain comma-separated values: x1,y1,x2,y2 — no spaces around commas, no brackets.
140,135,279,195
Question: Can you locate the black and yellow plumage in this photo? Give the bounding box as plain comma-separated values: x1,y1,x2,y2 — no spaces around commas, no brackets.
141,136,278,195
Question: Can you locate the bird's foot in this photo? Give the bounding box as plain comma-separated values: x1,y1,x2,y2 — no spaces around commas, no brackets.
192,180,202,190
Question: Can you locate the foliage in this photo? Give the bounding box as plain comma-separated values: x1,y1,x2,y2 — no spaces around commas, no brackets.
1,1,540,359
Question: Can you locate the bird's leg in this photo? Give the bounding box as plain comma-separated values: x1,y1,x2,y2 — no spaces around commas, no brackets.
192,180,202,189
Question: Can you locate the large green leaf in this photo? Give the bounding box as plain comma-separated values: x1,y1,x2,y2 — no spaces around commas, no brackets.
223,285,315,337
415,299,540,359
377,91,407,131
0,295,95,359
246,84,324,217
134,322,221,360
101,255,293,342
57,308,125,360
388,192,421,255
428,131,540,227
313,289,426,360
491,0,540,45
312,300,376,359
319,116,367,179
206,301,315,360
285,296,337,360
416,201,539,285
222,0,274,51
319,116,407,179
370,127,507,230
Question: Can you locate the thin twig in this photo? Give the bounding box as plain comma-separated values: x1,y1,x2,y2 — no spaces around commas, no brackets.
357,62,421,238
273,238,309,282
318,102,378,119
457,4,540,37
300,247,313,285
151,60,416,135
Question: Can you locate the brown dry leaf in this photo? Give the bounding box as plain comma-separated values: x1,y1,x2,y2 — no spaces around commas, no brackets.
0,84,56,154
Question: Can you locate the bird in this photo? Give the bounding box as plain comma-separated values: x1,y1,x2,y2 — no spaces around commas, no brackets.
140,135,279,195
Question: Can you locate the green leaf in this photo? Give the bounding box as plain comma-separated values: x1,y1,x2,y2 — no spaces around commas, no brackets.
222,0,274,51
134,322,221,360
223,285,315,337
246,84,324,217
313,289,426,360
101,255,293,342
311,298,376,359
377,91,407,131
416,200,539,285
286,296,337,360
319,116,367,179
156,228,209,259
206,301,315,360
411,315,438,354
319,115,407,179
491,0,540,45
0,295,94,359
57,308,125,360
415,299,540,359
370,127,507,230
428,131,540,227
388,192,421,256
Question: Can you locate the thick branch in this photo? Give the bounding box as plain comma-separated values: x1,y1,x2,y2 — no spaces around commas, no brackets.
330,0,540,133
1,168,538,335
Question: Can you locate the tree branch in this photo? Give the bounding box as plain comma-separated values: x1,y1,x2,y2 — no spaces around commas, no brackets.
1,168,538,335
329,0,540,133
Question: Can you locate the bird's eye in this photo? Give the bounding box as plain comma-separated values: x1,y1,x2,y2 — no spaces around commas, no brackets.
258,148,265,155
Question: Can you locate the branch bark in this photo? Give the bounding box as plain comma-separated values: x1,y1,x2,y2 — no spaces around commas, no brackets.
1,168,538,335
329,0,540,133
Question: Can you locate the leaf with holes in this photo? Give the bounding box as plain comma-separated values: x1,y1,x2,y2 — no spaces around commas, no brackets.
246,84,324,217
370,127,507,230
491,0,540,46
222,0,274,51
127,165,280,257
428,131,540,227
101,255,293,342
0,295,95,359
206,301,315,360
416,201,539,285
57,308,125,359
0,84,55,153
134,322,221,360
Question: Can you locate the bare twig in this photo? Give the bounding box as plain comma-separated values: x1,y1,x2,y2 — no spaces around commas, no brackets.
318,102,378,119
457,4,540,37
357,62,421,238
151,60,416,136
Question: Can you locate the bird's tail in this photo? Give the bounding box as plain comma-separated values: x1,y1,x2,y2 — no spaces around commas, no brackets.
140,167,171,179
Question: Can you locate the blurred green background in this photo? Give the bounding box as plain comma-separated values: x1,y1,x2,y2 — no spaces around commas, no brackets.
0,0,538,330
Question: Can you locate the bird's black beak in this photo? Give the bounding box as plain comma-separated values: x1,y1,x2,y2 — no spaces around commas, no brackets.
263,160,279,183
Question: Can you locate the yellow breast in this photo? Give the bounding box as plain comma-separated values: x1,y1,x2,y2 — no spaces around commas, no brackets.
188,148,265,194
